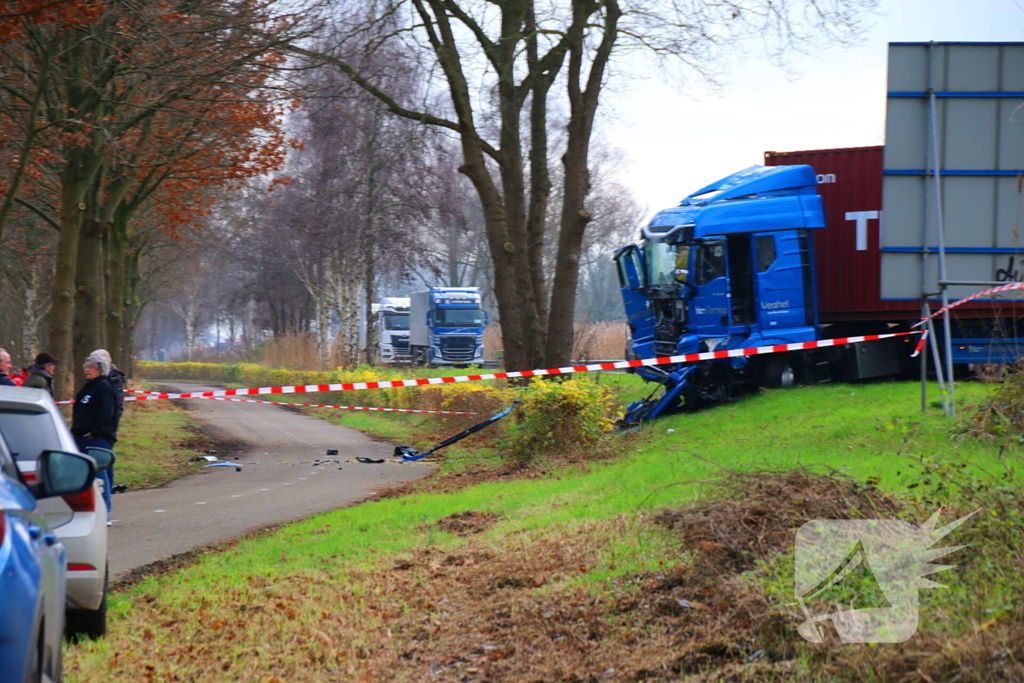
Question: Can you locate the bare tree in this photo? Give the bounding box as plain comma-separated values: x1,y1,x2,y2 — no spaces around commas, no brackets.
285,0,877,372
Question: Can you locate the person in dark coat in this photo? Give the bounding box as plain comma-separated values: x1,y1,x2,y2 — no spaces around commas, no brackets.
0,348,16,386
22,352,58,395
90,349,125,432
71,354,118,524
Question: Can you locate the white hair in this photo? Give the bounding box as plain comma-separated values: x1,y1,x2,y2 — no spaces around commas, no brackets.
90,349,112,363
84,354,111,377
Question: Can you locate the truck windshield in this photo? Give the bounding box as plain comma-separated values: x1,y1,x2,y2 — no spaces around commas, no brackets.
384,313,409,331
643,241,679,286
433,308,485,327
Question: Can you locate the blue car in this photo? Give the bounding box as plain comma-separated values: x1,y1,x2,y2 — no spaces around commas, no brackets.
0,432,97,683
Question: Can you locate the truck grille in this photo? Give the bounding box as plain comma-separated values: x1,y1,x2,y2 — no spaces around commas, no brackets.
439,336,477,362
392,338,409,351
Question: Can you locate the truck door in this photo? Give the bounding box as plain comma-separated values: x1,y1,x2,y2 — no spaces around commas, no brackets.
614,245,656,354
753,230,815,331
691,238,731,338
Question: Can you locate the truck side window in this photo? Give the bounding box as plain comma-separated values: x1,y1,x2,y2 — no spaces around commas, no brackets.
755,235,776,273
695,241,725,285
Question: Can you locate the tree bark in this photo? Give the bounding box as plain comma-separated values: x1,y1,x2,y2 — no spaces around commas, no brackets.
545,0,621,367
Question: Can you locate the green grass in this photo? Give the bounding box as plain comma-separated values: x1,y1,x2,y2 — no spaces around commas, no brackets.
114,404,209,489
65,378,1021,681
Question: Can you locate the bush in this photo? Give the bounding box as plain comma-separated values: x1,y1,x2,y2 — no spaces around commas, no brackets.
504,377,617,463
958,364,1024,441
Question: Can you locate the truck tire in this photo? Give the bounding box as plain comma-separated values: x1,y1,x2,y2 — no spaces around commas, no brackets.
761,356,795,389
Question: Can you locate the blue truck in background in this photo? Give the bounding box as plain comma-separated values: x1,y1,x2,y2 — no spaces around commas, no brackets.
409,287,488,366
614,164,910,424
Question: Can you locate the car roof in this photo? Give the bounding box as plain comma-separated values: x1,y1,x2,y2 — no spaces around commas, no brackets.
0,385,55,411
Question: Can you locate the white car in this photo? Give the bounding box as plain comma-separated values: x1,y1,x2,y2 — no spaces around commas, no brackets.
0,386,111,639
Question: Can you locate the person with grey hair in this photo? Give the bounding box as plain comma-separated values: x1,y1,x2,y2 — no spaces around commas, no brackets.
90,348,126,431
72,354,118,524
0,347,16,386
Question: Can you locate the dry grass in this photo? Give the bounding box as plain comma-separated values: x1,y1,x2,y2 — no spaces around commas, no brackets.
259,333,324,370
486,322,628,364
572,322,628,361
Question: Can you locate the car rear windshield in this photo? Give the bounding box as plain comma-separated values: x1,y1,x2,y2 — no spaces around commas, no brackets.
0,410,61,462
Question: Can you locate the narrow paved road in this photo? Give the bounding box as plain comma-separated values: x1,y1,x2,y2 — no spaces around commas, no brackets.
108,383,432,578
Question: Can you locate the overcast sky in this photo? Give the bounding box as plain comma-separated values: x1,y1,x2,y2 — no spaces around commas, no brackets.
606,0,1024,221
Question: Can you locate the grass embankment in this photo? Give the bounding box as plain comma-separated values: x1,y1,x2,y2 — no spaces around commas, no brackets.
112,397,215,489
67,377,1022,681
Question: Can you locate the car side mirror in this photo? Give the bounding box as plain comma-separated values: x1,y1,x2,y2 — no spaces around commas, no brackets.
85,447,115,471
484,311,490,326
29,450,97,499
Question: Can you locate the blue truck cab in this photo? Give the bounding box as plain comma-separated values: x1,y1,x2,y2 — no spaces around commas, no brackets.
409,287,489,366
614,165,829,422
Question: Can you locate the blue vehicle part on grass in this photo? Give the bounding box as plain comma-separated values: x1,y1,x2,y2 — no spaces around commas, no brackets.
394,402,519,461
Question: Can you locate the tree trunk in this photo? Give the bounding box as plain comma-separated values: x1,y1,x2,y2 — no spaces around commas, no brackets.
104,208,129,368
313,291,333,370
120,248,142,376
545,0,621,368
72,176,107,389
48,146,103,399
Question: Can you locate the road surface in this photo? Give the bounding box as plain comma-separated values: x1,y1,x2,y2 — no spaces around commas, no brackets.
108,383,432,578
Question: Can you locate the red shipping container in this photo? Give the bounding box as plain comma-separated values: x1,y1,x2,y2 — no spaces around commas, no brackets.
764,146,1012,323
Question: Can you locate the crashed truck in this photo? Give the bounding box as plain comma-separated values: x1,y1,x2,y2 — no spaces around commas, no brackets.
614,161,1024,424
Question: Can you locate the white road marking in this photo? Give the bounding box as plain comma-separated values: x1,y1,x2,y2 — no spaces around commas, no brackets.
231,495,241,498
260,488,270,491
154,510,166,513
196,502,207,505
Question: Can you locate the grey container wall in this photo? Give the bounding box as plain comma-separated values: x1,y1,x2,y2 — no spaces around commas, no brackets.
881,42,1024,302
409,290,432,348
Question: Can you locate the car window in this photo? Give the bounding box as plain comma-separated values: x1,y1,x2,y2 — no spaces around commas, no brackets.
0,410,61,462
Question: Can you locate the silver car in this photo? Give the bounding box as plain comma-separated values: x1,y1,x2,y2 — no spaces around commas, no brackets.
0,386,111,640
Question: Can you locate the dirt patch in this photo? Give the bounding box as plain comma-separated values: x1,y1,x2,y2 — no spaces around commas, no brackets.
434,510,501,536
653,468,901,572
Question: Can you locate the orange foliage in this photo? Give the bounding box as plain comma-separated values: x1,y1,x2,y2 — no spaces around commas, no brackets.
0,0,104,40
2,0,299,240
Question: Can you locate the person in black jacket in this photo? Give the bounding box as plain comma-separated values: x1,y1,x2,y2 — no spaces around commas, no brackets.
89,349,125,431
71,354,118,524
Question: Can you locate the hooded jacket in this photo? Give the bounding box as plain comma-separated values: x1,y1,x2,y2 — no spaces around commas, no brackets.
71,375,118,444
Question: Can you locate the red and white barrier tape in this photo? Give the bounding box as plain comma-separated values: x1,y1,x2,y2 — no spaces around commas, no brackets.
913,282,1024,328
117,331,920,402
192,395,476,415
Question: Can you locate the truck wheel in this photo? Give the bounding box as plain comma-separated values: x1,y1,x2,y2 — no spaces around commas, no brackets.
761,356,795,389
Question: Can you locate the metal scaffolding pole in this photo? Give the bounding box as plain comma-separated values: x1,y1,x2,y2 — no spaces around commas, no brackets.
927,42,955,416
